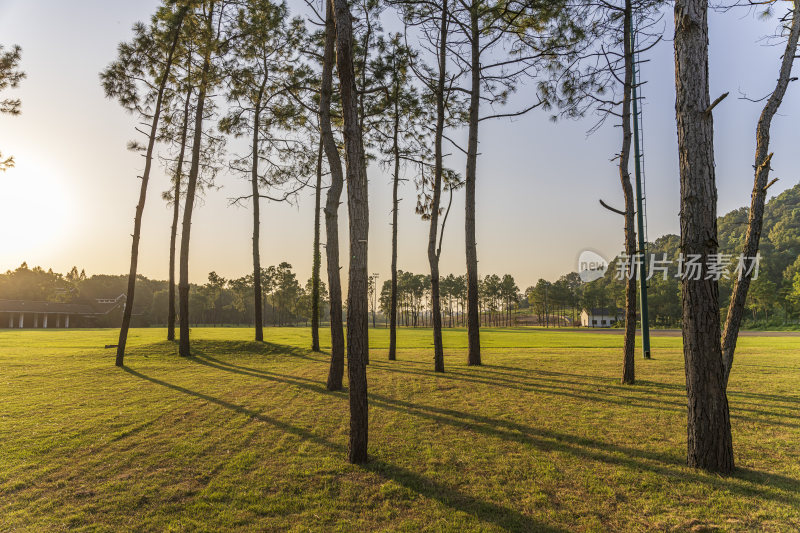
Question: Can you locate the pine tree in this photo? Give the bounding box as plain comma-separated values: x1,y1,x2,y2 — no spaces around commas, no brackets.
0,44,24,171
332,0,370,465
674,0,734,473
179,0,223,357
220,0,303,343
318,0,347,391
722,0,800,388
101,4,189,365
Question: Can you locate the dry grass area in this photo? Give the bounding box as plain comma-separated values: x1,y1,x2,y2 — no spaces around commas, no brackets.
1,327,798,531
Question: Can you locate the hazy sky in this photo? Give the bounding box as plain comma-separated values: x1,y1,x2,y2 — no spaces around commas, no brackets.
0,1,798,291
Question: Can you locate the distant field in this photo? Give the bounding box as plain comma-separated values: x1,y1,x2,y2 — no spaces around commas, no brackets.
1,327,798,531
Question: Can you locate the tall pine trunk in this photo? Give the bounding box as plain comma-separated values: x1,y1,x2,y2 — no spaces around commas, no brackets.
389,93,400,361
179,3,215,358
620,3,636,385
332,0,369,465
168,85,193,342
116,8,186,366
465,0,481,366
722,2,800,388
321,1,346,390
251,80,267,343
311,136,323,352
674,0,733,473
429,0,448,373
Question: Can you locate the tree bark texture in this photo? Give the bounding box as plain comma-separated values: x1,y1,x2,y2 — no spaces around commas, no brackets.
168,85,193,342
429,0,448,373
389,89,400,361
320,1,346,391
312,136,324,352
621,2,636,385
673,0,734,473
332,0,370,465
251,78,267,343
465,0,482,366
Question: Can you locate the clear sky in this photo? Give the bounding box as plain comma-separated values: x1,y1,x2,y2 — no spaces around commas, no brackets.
0,1,798,291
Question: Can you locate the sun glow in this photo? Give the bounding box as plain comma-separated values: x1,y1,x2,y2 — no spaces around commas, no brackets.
0,154,74,265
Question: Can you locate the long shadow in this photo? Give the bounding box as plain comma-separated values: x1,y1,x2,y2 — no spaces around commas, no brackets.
367,395,800,508
363,460,567,532
200,349,666,408
122,367,331,439
482,363,800,408
121,367,562,532
190,350,337,396
145,344,800,487
368,362,800,428
184,339,800,407
636,378,800,409
379,361,687,398
475,364,800,415
193,350,800,430
180,354,800,506
195,343,800,416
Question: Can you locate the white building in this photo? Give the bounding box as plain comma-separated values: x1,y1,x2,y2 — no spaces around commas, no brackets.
580,308,623,328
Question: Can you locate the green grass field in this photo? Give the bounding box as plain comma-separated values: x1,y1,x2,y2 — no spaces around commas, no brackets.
1,327,799,532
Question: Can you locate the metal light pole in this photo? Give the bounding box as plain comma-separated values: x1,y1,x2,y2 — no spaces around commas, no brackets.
372,273,379,329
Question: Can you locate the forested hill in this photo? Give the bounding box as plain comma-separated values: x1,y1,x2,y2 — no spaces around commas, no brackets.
528,181,800,329
718,181,800,287
624,181,800,326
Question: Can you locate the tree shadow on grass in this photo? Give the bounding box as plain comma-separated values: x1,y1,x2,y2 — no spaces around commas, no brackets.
362,460,567,532
174,339,799,410
187,343,798,421
363,392,800,505
181,352,800,508
481,363,800,408
476,365,800,421
130,341,800,507
627,378,800,408
367,362,800,429
190,346,800,433
121,366,563,532
189,350,337,396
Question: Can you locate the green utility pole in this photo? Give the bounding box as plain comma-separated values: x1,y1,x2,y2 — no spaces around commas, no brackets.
630,22,651,359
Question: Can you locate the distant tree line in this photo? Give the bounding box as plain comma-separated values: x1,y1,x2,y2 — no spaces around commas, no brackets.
377,272,520,328
6,181,800,331
0,262,326,328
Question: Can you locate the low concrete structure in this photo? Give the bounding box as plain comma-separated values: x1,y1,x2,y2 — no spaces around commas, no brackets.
0,295,125,329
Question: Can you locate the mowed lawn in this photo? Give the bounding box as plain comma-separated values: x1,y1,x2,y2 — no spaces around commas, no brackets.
1,328,799,532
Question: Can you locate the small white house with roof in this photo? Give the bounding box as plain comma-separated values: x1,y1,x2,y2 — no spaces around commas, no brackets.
580,308,623,328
